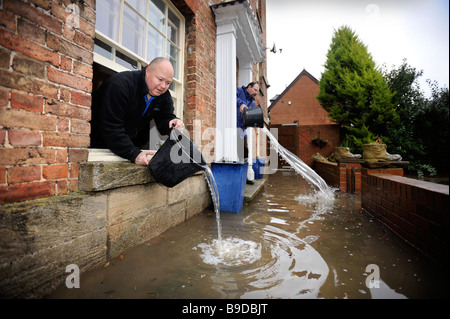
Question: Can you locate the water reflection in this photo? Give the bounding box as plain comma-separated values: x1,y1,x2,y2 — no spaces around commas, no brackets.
241,225,329,299
48,170,448,299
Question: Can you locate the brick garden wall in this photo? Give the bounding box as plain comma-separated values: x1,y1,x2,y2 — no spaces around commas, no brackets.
313,159,449,266
313,160,366,194
362,172,449,266
0,0,95,203
298,124,339,166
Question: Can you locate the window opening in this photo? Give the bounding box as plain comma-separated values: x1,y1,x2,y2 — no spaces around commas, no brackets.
91,0,185,160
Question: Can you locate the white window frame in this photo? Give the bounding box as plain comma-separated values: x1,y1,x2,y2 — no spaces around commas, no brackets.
93,0,185,119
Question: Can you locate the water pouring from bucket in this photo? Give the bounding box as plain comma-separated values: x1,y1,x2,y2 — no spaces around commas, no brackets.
148,109,334,265
242,105,334,197
148,128,222,245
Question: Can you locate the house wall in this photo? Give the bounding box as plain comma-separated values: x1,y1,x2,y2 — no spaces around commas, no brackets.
270,73,332,126
183,0,218,145
0,0,268,203
1,0,96,203
269,72,339,166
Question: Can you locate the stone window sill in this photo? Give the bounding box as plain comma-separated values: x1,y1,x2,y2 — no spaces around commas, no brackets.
80,149,203,192
79,161,156,192
80,148,156,192
78,160,204,192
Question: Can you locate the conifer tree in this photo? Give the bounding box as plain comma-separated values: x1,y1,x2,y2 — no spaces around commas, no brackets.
317,26,398,151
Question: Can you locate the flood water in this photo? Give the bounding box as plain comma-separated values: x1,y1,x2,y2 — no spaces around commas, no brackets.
48,169,448,299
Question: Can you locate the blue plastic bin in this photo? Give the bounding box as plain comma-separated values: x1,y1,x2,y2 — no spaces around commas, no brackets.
252,158,265,179
211,162,248,213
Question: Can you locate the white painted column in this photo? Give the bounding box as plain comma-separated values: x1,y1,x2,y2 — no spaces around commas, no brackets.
238,60,252,88
215,21,238,162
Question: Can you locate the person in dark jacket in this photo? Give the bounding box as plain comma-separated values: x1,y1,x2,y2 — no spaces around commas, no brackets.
90,57,184,166
236,82,259,160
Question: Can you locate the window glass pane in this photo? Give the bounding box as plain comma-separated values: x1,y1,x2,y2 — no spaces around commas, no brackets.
94,38,113,60
126,0,146,12
122,4,146,57
147,26,164,62
168,10,180,45
96,0,120,41
167,42,179,78
167,22,178,45
149,0,166,33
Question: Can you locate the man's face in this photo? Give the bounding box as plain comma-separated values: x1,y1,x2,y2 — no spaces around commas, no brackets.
247,84,259,98
145,61,174,97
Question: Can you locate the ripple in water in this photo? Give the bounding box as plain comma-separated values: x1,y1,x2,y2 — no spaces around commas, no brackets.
195,237,262,267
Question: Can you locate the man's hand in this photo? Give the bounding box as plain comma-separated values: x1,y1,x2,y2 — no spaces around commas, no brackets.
169,118,185,130
239,104,248,114
134,150,154,166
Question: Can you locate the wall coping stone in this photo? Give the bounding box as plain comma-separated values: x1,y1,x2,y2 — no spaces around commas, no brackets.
369,173,449,195
78,161,205,192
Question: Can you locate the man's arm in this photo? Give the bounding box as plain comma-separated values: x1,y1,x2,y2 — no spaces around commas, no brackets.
99,83,142,162
236,87,248,114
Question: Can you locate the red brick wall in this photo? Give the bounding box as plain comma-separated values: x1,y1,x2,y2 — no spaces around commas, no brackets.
298,124,339,166
1,0,95,203
184,0,268,151
314,159,449,265
313,160,404,194
270,72,339,165
184,0,218,141
270,73,334,126
362,172,449,266
313,160,340,188
313,160,364,194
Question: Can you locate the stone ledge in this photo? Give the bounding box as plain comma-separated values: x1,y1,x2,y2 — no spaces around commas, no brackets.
362,160,410,168
79,162,156,192
244,178,266,202
79,161,205,192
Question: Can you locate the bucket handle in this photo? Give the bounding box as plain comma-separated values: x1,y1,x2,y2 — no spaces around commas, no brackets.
169,126,206,169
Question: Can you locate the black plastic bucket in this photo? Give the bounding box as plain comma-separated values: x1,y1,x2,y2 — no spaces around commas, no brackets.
243,106,264,128
149,129,206,188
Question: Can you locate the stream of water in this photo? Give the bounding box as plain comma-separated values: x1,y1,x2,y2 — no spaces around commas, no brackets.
262,127,334,196
198,127,337,267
